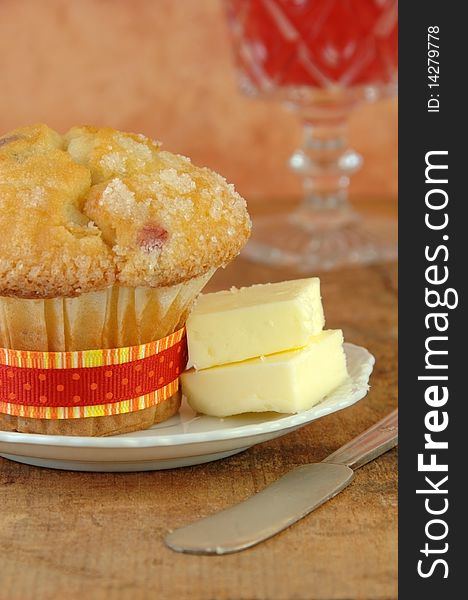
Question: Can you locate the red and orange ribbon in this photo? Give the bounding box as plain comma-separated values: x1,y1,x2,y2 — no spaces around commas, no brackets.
0,328,187,420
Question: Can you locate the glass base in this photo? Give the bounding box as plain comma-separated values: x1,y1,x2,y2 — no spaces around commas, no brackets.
242,211,397,272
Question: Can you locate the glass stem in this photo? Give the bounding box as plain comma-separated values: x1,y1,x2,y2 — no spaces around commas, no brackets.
289,115,362,227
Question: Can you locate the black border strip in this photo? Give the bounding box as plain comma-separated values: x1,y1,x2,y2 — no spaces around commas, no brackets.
399,3,463,596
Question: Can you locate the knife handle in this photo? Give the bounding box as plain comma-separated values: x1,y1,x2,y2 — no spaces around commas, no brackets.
322,408,398,470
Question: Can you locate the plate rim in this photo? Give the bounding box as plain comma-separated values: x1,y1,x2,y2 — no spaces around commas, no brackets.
0,343,374,449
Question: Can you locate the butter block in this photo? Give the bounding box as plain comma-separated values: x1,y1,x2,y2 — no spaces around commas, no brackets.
186,278,325,369
181,330,347,417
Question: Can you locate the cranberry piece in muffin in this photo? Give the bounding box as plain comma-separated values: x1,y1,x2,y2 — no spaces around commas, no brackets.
137,224,169,252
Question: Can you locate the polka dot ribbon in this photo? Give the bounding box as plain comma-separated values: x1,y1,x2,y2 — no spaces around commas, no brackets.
0,328,187,420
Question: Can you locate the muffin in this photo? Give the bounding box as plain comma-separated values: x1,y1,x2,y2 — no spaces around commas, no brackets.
0,124,250,436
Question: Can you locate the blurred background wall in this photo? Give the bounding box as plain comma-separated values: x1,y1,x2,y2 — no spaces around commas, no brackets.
0,0,397,200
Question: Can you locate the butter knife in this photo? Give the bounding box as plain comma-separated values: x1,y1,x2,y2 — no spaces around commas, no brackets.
165,409,398,555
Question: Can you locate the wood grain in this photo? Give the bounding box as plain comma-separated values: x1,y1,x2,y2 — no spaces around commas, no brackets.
0,197,397,600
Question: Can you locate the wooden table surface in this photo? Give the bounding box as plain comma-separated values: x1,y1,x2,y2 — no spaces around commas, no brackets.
0,198,398,600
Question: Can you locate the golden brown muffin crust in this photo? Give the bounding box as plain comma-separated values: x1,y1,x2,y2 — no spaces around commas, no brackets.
0,124,250,298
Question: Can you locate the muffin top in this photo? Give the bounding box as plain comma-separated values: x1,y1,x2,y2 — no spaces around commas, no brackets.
0,124,250,298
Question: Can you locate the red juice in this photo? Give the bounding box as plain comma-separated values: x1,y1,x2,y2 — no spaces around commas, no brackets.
226,0,398,90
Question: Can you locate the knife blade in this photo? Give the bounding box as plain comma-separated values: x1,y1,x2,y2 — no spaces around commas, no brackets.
165,409,397,555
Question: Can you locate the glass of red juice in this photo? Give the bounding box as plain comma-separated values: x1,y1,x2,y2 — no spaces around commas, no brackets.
224,0,398,271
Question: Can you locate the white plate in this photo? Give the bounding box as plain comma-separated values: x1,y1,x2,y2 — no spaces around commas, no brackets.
0,344,374,472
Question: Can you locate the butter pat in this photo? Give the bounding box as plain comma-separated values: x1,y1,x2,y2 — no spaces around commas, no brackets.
186,278,325,369
181,330,347,417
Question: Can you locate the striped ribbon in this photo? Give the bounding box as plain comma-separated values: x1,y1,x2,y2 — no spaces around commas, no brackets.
0,328,187,419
